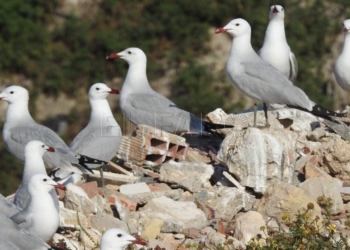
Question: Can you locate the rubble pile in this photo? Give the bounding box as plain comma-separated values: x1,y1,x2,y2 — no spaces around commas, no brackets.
7,108,350,249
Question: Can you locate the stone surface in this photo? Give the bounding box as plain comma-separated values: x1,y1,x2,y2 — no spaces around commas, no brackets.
79,228,100,249
64,184,98,215
141,218,164,239
126,188,184,205
233,211,267,244
300,177,343,215
90,213,128,233
256,182,322,231
109,194,137,211
218,127,298,193
159,161,214,192
59,207,90,228
207,187,256,221
139,196,207,232
120,182,151,195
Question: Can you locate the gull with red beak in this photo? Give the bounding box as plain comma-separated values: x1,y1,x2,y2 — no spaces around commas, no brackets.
14,140,60,211
334,19,350,91
70,83,122,185
258,5,298,82
99,228,147,250
10,174,65,243
106,47,233,133
215,18,346,127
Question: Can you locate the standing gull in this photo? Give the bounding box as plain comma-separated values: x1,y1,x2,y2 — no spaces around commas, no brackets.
0,85,97,181
215,18,345,126
10,174,65,242
100,228,147,250
106,48,231,133
70,83,122,184
14,140,59,210
334,19,350,91
258,5,298,82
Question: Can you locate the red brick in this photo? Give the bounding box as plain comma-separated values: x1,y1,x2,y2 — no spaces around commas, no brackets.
108,194,137,211
77,181,99,199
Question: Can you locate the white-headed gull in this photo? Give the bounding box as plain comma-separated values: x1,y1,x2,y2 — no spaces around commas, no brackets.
334,19,350,91
106,48,232,133
258,5,298,82
14,140,59,211
0,85,103,181
0,213,51,250
10,174,65,242
215,18,346,127
100,228,147,250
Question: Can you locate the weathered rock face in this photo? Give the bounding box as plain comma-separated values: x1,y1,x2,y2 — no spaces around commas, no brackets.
299,177,343,215
234,211,267,244
159,161,214,192
256,182,322,231
138,196,207,232
218,127,298,193
207,187,256,221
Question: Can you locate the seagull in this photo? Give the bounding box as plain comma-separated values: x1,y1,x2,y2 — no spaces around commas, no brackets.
106,47,233,134
10,174,66,243
0,85,101,181
70,83,122,185
14,140,59,211
258,5,298,82
215,18,346,127
0,213,51,250
334,19,350,91
100,228,147,250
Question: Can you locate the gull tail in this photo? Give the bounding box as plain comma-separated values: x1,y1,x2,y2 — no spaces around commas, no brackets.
202,121,234,132
76,154,108,173
288,104,347,121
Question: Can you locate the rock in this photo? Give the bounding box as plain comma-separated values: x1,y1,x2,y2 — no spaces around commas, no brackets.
59,207,90,228
233,211,267,244
64,184,98,215
207,187,255,221
300,177,343,215
90,213,127,233
52,234,82,250
256,182,322,231
159,161,214,193
341,187,350,203
139,196,207,232
307,127,326,142
202,227,246,250
148,183,172,192
127,188,184,205
141,218,164,239
120,182,151,195
218,127,298,193
186,147,211,164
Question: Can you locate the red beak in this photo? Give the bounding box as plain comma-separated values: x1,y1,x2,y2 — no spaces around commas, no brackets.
215,28,228,34
106,53,122,60
130,237,147,246
47,147,55,152
54,183,66,191
272,6,279,13
344,27,349,33
109,88,120,94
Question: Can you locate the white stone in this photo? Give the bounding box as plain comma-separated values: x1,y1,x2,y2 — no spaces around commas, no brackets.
120,182,151,195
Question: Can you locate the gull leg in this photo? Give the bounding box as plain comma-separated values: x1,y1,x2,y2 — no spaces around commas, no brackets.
99,166,105,188
253,103,257,127
263,102,270,127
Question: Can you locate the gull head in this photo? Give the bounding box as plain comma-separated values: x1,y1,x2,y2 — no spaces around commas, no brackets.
89,83,119,101
215,18,251,38
269,5,285,20
0,85,29,104
25,140,55,157
343,19,350,35
28,174,66,194
100,228,147,250
106,47,147,66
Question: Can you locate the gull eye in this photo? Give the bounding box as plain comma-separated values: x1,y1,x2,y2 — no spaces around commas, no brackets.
43,178,47,182
96,88,100,91
42,145,45,148
281,8,284,11
127,51,131,55
235,23,240,26
117,233,122,237
10,91,14,94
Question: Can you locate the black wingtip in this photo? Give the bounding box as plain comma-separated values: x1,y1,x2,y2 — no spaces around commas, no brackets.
76,154,108,174
288,104,347,121
202,121,234,132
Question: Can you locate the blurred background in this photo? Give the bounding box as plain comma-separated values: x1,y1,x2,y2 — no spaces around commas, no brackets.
0,0,349,195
